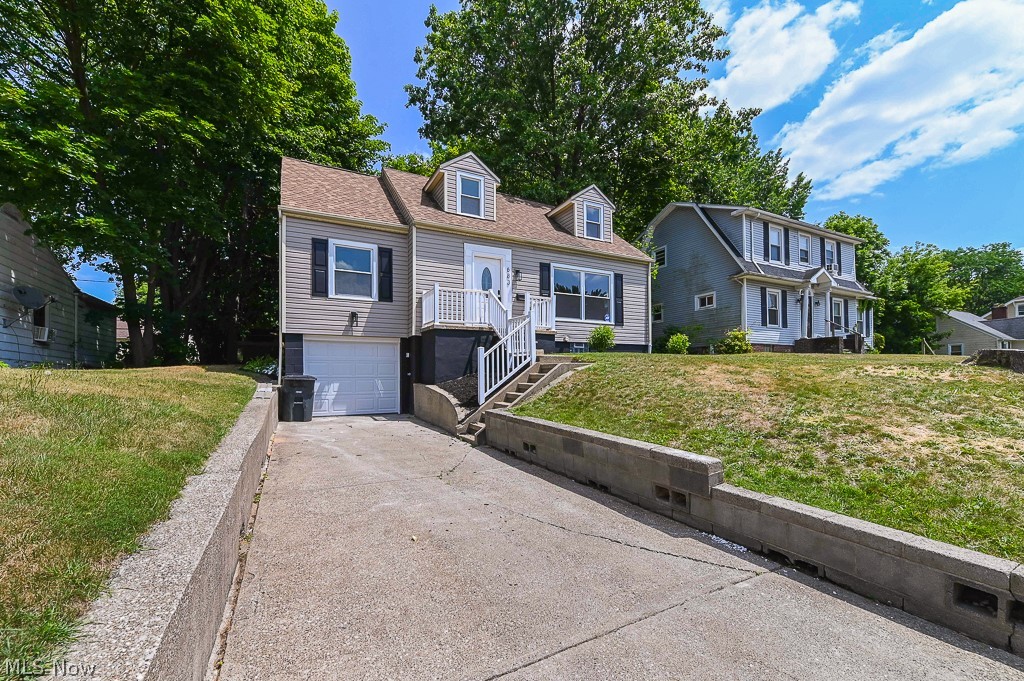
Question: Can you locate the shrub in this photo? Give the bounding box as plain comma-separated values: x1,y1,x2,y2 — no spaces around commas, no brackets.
0,360,8,368
588,325,616,352
713,328,753,354
653,324,703,353
665,333,690,355
242,355,278,376
872,332,886,353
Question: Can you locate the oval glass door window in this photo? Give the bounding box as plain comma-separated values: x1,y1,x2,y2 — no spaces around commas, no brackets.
481,267,493,291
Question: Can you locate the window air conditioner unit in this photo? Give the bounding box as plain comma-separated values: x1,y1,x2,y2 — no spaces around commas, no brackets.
825,263,839,273
33,326,50,343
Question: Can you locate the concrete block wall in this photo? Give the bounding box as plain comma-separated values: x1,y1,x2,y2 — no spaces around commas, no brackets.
484,410,1024,655
975,348,1024,373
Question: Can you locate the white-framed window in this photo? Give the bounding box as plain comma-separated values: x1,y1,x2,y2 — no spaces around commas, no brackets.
1016,303,1024,317
694,291,716,311
652,302,664,323
825,240,837,268
768,226,783,262
949,343,964,356
798,233,811,265
329,238,377,300
32,303,50,343
1000,341,1010,349
654,246,667,267
456,171,484,217
832,299,844,333
766,289,781,327
583,201,604,240
553,264,612,323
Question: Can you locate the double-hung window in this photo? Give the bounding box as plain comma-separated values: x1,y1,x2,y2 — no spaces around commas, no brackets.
583,202,604,239
457,173,483,217
798,234,810,265
949,343,964,356
766,289,781,327
1017,303,1024,317
768,227,783,262
825,240,837,268
652,303,664,323
553,265,611,323
330,239,376,300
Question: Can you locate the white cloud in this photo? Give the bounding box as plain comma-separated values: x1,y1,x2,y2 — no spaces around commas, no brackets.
849,25,907,63
704,0,734,29
707,1,861,112
779,0,1024,200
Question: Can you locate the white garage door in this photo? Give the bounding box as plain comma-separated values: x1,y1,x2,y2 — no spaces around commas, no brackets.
303,338,400,416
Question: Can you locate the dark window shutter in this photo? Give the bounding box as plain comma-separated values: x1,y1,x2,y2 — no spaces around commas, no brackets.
844,300,850,332
819,238,826,267
782,290,789,328
539,263,551,297
783,228,791,265
760,287,768,327
837,242,844,273
312,238,328,297
762,222,770,260
378,247,393,302
614,273,624,327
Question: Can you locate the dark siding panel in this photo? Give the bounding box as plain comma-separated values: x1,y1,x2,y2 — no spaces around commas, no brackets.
311,238,328,297
539,263,551,296
614,273,624,327
762,222,770,261
378,247,393,302
782,290,789,328
783,227,791,265
760,287,768,327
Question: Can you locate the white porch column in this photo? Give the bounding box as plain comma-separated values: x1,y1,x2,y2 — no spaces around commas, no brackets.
825,288,833,336
803,287,813,339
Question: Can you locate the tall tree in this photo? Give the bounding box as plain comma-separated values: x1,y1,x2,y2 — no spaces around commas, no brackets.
873,244,967,354
406,0,810,241
0,0,385,365
942,243,1024,316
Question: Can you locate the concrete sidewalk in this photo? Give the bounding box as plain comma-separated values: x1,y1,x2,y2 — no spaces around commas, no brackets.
218,416,1024,680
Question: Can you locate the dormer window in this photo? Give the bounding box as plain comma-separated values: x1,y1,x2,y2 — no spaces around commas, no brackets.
584,202,604,240
457,172,483,217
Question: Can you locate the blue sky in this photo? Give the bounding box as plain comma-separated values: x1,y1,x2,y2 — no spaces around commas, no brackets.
76,0,1024,301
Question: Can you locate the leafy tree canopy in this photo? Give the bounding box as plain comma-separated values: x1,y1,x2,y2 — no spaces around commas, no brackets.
941,243,1024,316
822,212,890,292
405,0,811,241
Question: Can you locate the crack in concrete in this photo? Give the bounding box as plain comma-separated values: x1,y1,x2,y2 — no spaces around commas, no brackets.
481,567,785,680
439,452,469,481
505,506,765,575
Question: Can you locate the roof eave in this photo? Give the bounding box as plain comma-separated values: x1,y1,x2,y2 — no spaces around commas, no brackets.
729,207,865,245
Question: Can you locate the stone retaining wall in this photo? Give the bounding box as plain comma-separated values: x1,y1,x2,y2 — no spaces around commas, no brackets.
484,410,1024,655
975,348,1024,373
54,383,278,680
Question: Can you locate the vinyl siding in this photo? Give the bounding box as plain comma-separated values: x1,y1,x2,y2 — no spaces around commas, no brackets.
430,175,446,211
704,208,744,256
935,315,1009,355
651,207,743,347
283,216,410,337
551,205,575,234
746,284,801,345
443,156,497,221
571,186,614,243
0,206,115,366
414,227,649,345
748,219,859,279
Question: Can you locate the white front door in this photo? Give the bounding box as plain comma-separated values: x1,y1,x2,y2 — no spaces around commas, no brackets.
472,254,504,302
832,299,844,336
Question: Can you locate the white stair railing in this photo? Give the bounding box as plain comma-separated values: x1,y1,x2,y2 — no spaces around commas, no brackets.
424,285,510,332
526,293,555,330
477,313,536,406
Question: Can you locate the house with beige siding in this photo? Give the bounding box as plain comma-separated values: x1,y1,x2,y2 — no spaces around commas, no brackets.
1,204,117,367
646,203,876,352
279,153,652,416
936,303,1024,356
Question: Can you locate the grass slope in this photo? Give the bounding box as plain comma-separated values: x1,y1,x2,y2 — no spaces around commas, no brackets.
0,366,254,668
516,354,1024,562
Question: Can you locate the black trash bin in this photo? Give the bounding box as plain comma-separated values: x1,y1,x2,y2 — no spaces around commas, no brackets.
279,375,316,422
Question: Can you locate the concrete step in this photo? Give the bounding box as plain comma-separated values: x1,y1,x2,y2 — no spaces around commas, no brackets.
467,421,485,434
515,381,532,392
459,432,478,445
494,401,512,409
505,391,525,402
527,373,543,384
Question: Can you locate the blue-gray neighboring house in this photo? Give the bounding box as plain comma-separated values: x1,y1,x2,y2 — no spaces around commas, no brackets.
646,203,876,352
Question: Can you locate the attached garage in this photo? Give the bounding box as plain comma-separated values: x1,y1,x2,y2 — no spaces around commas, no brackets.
303,337,401,416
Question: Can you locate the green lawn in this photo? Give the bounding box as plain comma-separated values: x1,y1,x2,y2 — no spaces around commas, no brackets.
515,353,1024,562
0,366,255,669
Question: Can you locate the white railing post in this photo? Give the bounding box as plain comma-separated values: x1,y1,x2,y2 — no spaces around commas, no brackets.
525,291,532,327
529,313,537,364
433,283,440,324
477,345,486,406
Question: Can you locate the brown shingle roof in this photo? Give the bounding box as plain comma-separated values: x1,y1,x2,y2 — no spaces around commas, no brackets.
280,157,404,225
381,168,650,261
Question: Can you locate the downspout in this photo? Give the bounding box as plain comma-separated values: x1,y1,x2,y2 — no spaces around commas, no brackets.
277,208,285,385
647,260,652,353
410,223,417,337
74,293,79,367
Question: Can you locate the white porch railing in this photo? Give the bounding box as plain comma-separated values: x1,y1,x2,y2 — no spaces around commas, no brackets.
477,314,535,405
525,292,555,330
423,284,509,333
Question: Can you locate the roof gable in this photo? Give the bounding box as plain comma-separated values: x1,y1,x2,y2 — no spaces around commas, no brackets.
547,184,617,217
424,152,501,193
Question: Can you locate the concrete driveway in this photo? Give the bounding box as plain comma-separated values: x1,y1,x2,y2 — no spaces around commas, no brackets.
218,416,1024,680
